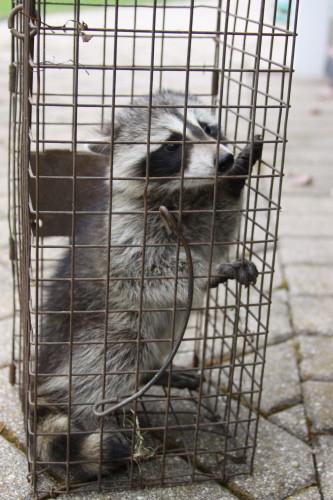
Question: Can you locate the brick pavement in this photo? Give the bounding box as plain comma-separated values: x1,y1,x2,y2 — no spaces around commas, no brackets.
0,10,333,500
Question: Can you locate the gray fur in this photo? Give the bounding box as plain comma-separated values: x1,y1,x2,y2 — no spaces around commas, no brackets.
35,90,261,478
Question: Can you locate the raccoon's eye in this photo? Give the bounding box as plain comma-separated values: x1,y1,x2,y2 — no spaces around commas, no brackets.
203,124,212,136
200,122,218,138
165,143,179,152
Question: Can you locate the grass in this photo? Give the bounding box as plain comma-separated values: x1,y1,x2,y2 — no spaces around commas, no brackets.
0,0,11,18
1,0,148,18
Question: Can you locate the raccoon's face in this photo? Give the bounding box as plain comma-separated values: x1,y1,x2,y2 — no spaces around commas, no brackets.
89,91,234,197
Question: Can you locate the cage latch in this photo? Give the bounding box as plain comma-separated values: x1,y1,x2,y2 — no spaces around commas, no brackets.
93,206,194,418
211,69,220,96
9,236,16,261
7,4,38,40
9,64,17,94
9,363,16,385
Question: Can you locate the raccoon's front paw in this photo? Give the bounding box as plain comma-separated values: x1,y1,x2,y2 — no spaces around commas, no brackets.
210,259,258,289
224,136,263,197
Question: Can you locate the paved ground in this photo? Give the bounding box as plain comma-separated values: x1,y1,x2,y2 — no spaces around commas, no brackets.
1,8,333,500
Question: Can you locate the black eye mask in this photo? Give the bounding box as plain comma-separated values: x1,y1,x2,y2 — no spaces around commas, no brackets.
137,133,184,178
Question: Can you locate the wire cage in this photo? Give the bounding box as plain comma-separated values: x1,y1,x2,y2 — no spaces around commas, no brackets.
8,0,298,496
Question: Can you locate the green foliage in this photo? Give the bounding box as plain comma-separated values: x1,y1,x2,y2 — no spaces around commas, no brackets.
1,0,148,19
0,0,11,18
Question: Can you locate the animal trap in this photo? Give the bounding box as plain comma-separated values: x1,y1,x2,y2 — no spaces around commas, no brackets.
7,0,298,496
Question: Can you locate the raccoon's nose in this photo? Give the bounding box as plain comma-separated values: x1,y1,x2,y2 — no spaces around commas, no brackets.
218,152,234,172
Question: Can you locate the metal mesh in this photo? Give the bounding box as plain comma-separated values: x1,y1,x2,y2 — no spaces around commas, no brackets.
8,0,298,496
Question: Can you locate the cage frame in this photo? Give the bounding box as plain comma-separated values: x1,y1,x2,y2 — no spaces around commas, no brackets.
8,0,299,496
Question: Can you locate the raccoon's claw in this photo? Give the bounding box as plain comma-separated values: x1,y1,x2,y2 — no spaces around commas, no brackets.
225,135,263,197
235,135,263,172
210,259,258,289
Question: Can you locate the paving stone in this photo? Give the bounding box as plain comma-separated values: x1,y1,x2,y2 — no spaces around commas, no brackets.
28,453,237,500
0,220,9,252
284,160,333,174
0,172,8,197
268,289,293,344
0,377,237,500
286,486,321,500
0,317,13,366
0,260,13,320
289,296,333,335
287,137,333,158
288,110,333,132
279,215,333,238
58,482,239,500
0,437,55,500
313,435,333,500
302,381,333,433
0,382,238,500
240,288,293,348
279,237,333,265
0,369,25,445
0,435,31,500
259,340,301,415
281,196,333,215
0,220,11,246
298,335,333,381
292,127,333,145
0,197,14,336
262,249,284,293
287,110,333,135
282,177,333,198
228,418,316,499
0,199,8,219
268,404,308,442
284,265,333,296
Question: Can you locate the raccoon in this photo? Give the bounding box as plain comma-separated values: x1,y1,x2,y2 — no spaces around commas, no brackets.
35,90,262,479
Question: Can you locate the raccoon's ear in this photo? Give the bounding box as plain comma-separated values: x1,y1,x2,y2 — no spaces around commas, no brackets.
86,122,119,156
87,138,111,156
